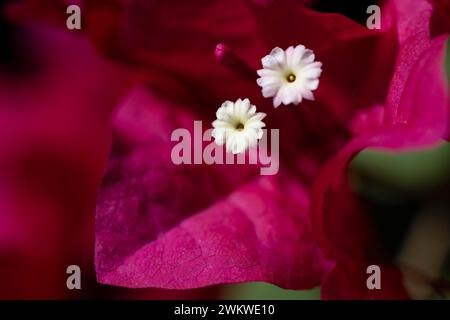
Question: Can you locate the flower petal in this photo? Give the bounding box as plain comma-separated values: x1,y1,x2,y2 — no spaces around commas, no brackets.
95,88,331,289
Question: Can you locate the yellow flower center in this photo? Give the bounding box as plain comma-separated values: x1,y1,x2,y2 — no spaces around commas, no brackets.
286,73,296,83
235,122,245,131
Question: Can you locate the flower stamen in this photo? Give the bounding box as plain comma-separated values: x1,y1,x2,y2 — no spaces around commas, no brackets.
286,73,296,83
235,122,245,130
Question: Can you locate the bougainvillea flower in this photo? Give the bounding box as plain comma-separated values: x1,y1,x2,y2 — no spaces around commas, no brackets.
95,86,332,289
7,0,447,297
86,0,402,290
311,0,449,299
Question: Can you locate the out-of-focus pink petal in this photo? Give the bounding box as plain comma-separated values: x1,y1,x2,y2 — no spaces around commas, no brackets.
349,105,385,135
0,26,213,298
312,35,448,263
95,88,332,289
0,25,124,298
387,0,433,43
386,34,449,140
385,0,449,132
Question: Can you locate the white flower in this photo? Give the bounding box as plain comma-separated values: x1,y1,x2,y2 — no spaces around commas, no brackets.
212,98,266,154
256,45,322,108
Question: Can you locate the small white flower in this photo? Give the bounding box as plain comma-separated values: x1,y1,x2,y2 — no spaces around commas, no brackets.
257,45,322,108
212,98,266,154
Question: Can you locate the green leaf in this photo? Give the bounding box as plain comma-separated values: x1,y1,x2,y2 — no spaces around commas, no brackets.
221,282,321,300
350,141,450,192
